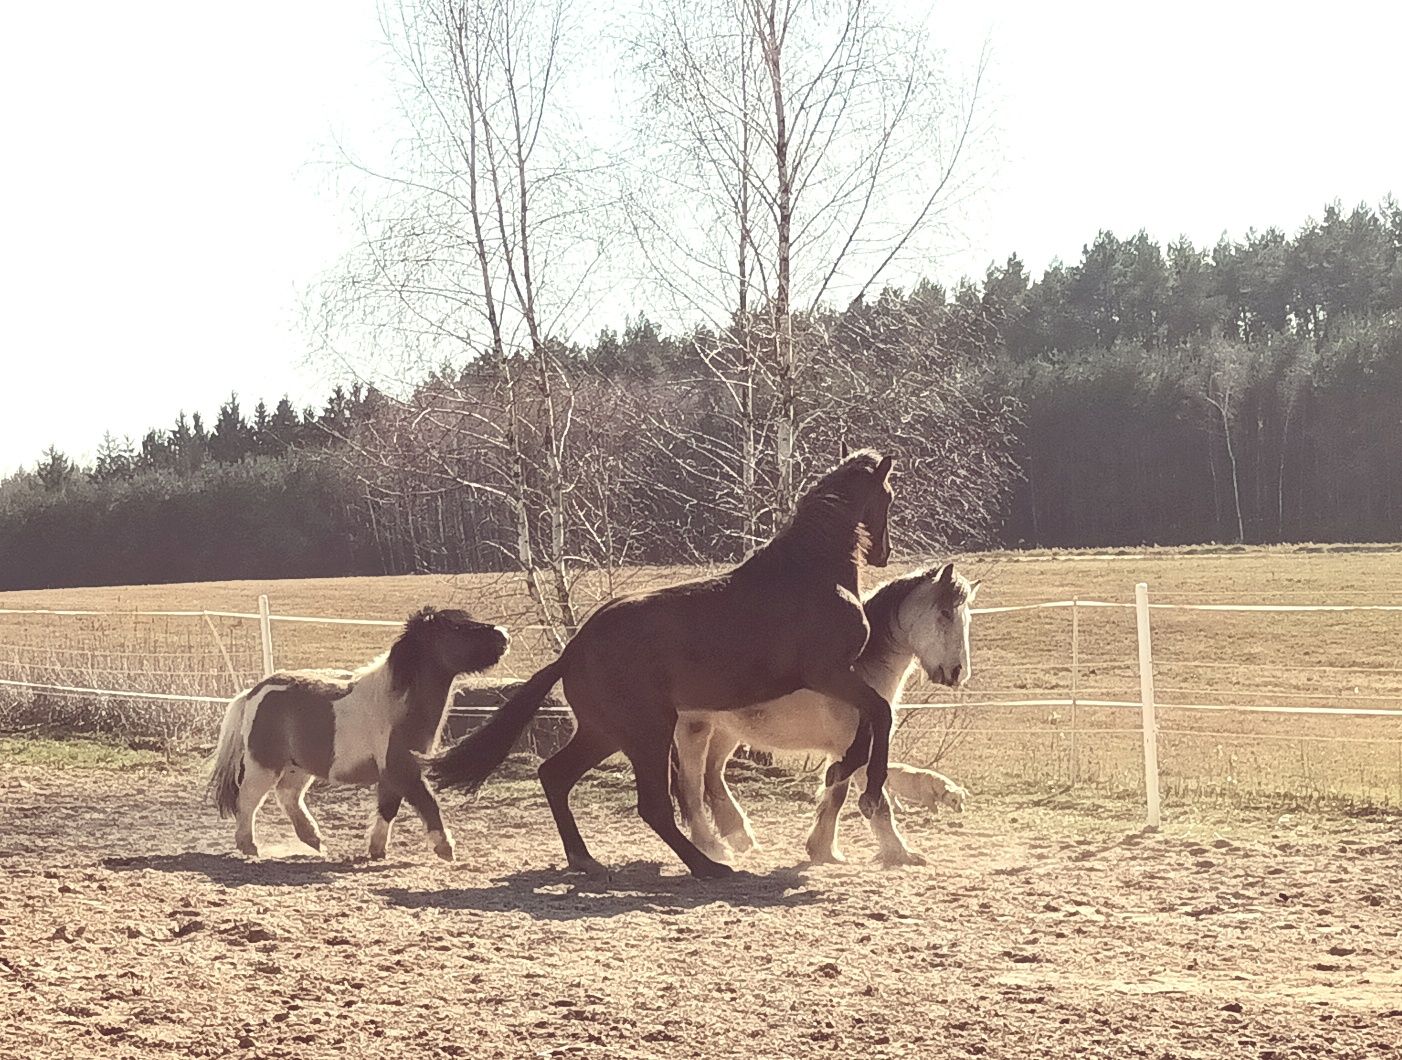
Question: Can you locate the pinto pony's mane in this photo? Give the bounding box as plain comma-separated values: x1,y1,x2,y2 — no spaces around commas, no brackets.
767,449,884,566
386,605,490,696
387,606,439,693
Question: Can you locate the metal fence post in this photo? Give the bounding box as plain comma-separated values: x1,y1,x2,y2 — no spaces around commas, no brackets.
1070,596,1079,787
258,595,275,678
1134,582,1161,829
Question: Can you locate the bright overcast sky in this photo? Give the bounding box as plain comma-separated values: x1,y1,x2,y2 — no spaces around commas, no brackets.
1,0,1398,471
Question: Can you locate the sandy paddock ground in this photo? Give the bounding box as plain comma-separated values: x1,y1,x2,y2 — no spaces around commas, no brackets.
0,762,1399,1059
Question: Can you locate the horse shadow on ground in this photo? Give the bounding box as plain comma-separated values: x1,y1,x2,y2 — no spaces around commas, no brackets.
376,861,822,921
102,851,402,888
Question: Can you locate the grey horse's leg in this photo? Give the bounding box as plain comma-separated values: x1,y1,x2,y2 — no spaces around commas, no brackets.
674,718,733,862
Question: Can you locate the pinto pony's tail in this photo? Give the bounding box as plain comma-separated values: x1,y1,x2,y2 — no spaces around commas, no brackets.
205,689,251,818
425,659,564,794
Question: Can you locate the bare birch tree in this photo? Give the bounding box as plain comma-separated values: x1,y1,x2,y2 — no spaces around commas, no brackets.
314,0,611,641
631,0,990,545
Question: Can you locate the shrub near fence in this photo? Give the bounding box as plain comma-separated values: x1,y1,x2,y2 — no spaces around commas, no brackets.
2,585,1401,810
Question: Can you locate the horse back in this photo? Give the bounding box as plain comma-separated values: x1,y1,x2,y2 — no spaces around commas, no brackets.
245,672,356,779
566,571,870,713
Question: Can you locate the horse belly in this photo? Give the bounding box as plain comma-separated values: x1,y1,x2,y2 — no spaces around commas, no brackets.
329,757,380,785
327,697,394,786
728,692,858,756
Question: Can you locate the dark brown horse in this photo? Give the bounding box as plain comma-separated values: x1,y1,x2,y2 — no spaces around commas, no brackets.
426,449,897,878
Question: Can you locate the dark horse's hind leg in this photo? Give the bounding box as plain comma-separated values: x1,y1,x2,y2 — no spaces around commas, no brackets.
625,723,733,880
539,724,619,876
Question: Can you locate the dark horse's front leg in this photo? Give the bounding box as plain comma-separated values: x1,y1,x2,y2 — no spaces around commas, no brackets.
825,718,871,789
810,671,892,819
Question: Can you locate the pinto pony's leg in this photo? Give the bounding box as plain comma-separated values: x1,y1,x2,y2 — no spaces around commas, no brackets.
233,763,279,856
274,771,323,853
403,776,455,862
385,741,455,862
368,788,402,860
538,724,618,876
673,719,731,863
702,736,757,854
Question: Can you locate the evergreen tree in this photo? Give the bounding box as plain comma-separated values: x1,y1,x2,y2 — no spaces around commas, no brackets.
210,392,252,463
35,446,75,491
92,432,135,482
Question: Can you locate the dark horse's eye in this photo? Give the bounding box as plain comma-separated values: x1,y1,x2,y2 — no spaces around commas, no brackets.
939,608,953,621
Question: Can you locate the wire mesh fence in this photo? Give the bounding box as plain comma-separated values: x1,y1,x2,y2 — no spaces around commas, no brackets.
2,587,1400,808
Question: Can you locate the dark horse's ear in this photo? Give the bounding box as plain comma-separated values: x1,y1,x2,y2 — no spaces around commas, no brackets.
876,454,893,482
936,562,954,585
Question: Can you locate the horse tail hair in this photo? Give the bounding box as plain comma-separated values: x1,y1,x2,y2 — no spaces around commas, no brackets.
206,689,251,818
425,659,564,794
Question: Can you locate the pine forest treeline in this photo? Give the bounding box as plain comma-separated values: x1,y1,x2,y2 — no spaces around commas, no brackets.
2,200,1399,592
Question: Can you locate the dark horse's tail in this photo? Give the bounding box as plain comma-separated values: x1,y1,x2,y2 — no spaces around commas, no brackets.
424,659,565,793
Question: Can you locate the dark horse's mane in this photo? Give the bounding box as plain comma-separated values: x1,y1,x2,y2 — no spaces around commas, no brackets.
754,449,883,569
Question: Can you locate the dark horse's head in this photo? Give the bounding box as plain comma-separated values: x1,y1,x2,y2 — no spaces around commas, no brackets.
799,446,896,567
388,607,510,691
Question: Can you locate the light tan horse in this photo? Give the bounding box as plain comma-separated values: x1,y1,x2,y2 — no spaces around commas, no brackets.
674,563,976,865
426,450,898,879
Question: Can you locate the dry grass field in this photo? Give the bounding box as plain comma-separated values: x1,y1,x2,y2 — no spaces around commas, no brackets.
3,548,1402,1057
4,544,1402,805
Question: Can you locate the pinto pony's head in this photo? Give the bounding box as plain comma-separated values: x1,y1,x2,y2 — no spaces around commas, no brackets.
388,606,509,691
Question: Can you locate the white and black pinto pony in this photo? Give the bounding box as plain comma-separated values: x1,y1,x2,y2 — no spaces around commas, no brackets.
674,563,977,866
207,607,509,861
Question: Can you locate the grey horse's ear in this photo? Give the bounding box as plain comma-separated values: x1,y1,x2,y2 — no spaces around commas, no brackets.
839,438,849,461
876,454,893,481
968,579,982,602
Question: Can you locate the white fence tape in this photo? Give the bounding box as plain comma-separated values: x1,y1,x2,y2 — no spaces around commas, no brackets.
0,676,228,704
4,588,1401,820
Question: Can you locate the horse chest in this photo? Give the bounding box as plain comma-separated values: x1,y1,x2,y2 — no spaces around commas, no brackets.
326,694,402,784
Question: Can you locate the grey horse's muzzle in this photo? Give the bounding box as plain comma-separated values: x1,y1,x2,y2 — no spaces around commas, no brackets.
928,663,965,687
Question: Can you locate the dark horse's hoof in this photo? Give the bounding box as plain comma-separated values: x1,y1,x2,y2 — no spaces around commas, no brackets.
858,789,884,819
691,859,735,880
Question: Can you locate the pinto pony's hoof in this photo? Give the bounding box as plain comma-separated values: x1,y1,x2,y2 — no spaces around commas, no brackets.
429,829,456,862
235,837,259,857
